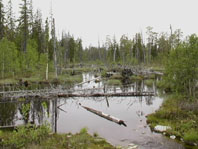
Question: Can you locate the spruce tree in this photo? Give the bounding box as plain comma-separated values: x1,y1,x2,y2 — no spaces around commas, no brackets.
6,0,15,41
0,0,5,39
19,0,30,52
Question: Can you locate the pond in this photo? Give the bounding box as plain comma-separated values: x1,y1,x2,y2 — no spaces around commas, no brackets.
0,73,185,149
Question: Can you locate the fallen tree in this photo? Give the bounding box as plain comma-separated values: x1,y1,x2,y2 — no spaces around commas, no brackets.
79,103,127,127
0,91,154,100
58,91,154,98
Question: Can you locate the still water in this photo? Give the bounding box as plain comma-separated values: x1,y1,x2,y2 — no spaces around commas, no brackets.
0,73,185,149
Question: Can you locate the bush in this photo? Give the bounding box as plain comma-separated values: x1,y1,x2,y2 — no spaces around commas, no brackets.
164,34,198,98
4,124,50,148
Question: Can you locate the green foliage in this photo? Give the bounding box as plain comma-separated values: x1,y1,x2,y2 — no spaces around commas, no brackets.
26,40,38,71
164,34,198,98
80,127,88,134
130,75,143,80
21,103,30,118
183,130,198,142
4,124,50,148
0,38,19,78
0,0,5,40
42,101,48,110
0,125,114,149
147,96,198,144
68,37,75,63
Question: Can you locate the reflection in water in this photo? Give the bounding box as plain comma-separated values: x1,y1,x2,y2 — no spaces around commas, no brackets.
0,102,17,126
0,73,185,149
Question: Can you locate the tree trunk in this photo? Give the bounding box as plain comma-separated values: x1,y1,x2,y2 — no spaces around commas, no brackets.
79,103,127,127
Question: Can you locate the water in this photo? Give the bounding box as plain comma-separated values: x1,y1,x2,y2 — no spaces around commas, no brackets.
0,73,185,149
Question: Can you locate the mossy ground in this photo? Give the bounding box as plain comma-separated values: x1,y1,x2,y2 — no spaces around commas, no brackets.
147,95,198,147
0,125,115,149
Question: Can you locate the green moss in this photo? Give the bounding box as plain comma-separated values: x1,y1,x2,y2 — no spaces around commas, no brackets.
147,96,198,145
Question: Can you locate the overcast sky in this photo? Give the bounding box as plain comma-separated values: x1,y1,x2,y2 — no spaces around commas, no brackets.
10,0,198,47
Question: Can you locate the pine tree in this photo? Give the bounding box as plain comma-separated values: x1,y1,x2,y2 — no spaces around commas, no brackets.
78,39,83,62
68,37,75,63
29,0,34,35
32,9,44,54
19,0,30,52
0,0,5,39
6,0,15,41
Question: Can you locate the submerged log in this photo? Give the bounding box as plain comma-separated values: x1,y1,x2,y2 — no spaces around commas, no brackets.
58,91,154,98
79,103,127,127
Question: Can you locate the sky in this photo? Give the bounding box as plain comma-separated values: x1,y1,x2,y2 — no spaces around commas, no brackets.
9,0,198,47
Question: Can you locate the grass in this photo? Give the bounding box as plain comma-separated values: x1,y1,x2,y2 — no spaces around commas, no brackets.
57,74,83,84
147,95,198,146
0,71,83,90
183,130,198,142
0,78,18,84
107,79,122,86
0,126,114,149
130,75,144,81
62,67,93,75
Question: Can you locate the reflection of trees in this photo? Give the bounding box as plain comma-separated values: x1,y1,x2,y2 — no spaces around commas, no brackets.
18,99,51,125
51,99,58,133
30,100,50,124
145,96,154,106
19,102,31,124
0,103,17,126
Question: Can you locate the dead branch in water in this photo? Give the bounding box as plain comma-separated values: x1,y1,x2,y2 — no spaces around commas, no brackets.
79,103,127,127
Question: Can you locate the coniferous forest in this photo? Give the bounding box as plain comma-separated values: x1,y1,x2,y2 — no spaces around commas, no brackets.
0,0,190,78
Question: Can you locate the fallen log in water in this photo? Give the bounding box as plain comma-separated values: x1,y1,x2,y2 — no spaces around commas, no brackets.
79,103,127,127
0,91,154,100
58,91,154,97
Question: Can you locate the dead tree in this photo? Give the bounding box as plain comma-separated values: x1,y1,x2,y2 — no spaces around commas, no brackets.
79,103,127,127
